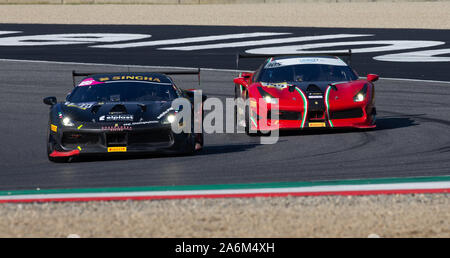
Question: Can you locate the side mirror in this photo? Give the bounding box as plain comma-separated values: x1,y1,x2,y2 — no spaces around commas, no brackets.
233,78,249,87
43,96,57,106
240,72,253,79
184,90,207,102
367,74,379,82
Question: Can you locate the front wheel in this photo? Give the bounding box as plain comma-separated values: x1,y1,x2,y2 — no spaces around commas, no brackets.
245,105,260,137
179,122,203,155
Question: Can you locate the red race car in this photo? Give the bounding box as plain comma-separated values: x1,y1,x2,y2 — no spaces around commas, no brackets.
233,52,378,134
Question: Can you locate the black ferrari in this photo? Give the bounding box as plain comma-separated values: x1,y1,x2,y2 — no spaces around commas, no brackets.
43,71,205,162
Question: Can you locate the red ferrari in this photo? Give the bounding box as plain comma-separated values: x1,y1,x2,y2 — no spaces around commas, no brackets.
233,53,378,133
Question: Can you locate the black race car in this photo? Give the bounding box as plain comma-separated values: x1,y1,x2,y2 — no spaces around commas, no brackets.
43,70,205,162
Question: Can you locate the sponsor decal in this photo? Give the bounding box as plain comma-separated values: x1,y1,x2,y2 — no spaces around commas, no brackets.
264,61,282,69
263,57,347,68
78,78,104,87
261,82,290,90
107,147,127,153
98,75,161,83
50,124,57,133
309,122,326,128
99,114,134,122
65,102,96,110
308,93,324,99
123,121,159,126
101,125,132,132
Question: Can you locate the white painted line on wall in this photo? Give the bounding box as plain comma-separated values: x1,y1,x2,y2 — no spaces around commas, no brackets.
91,32,290,49
159,34,372,51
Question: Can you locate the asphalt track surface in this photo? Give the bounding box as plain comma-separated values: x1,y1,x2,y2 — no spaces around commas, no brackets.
0,60,449,191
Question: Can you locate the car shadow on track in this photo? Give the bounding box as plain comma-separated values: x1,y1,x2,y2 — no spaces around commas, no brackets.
67,143,260,163
273,116,417,137
58,117,416,163
374,116,418,131
197,143,259,156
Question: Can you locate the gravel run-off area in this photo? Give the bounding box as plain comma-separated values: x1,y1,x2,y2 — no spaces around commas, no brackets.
0,2,448,29
0,194,448,237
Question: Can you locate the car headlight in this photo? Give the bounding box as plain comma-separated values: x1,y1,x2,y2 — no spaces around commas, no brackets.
258,87,278,104
264,95,278,104
162,113,177,124
353,84,368,102
166,114,176,123
354,93,365,102
62,117,74,126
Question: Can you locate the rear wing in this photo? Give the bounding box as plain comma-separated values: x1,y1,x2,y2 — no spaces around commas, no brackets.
236,50,352,70
71,68,201,87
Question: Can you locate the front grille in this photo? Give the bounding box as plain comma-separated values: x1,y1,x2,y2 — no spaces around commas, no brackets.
62,129,172,149
267,111,302,120
306,84,322,93
330,108,364,119
62,132,100,147
308,111,325,120
106,133,127,146
128,130,171,145
279,111,302,120
109,104,127,114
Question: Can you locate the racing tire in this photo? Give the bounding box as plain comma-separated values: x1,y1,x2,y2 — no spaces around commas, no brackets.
179,122,198,155
195,132,204,151
371,107,377,126
245,105,259,137
182,132,196,155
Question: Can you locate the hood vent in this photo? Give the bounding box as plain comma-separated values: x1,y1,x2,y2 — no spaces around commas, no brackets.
306,84,322,93
91,104,102,114
137,104,147,113
109,104,127,114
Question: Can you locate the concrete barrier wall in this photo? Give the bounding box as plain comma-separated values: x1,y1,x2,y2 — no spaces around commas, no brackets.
0,0,448,4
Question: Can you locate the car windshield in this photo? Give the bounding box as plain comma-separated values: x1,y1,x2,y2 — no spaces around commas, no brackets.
67,81,179,103
256,62,358,83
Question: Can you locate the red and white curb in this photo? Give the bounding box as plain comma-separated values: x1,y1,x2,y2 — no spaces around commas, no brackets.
0,181,449,203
